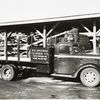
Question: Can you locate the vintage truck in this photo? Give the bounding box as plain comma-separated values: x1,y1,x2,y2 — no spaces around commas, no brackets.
0,13,100,87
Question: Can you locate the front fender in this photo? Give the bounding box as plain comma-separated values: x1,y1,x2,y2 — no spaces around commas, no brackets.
73,63,100,78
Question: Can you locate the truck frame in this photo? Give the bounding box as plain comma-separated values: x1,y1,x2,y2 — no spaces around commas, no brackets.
0,13,100,87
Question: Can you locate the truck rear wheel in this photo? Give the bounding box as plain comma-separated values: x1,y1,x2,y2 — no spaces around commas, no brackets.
1,64,18,81
80,68,100,87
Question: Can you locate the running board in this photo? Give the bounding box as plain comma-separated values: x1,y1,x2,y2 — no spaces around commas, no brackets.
51,73,75,78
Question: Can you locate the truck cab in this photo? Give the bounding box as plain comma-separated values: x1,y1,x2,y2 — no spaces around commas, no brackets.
53,28,100,87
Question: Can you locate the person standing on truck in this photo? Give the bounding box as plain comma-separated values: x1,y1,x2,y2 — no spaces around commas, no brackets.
70,27,79,45
64,27,87,53
64,27,79,45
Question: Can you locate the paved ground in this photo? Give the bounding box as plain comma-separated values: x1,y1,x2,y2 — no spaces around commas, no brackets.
0,74,100,99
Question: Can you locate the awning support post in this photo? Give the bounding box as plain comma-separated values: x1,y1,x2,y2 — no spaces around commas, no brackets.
43,25,47,48
4,32,7,60
93,21,97,54
17,33,20,62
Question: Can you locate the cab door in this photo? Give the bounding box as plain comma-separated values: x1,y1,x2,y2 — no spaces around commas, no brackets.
54,42,80,75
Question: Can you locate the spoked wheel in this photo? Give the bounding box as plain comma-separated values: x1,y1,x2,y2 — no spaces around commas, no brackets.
1,64,17,81
80,68,100,87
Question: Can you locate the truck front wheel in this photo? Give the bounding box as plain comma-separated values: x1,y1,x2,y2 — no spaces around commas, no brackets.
80,68,100,87
1,64,18,81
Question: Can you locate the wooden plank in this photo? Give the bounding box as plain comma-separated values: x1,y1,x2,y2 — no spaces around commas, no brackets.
81,24,92,34
93,21,97,54
30,33,33,61
43,25,47,48
47,23,59,36
4,32,7,61
20,31,67,49
33,26,43,38
96,29,100,35
17,33,20,62
0,57,30,62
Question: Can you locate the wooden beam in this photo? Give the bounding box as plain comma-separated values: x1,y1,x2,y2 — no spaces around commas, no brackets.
30,33,33,61
48,31,67,39
96,29,100,35
30,31,67,47
93,21,97,54
47,23,59,36
33,26,43,38
43,25,47,48
81,24,92,34
17,33,20,62
21,31,68,49
4,32,7,60
7,32,12,38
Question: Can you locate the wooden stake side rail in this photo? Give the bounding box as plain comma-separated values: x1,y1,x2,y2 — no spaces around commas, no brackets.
0,56,31,62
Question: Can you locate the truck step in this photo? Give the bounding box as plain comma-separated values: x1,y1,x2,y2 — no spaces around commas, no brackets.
51,73,74,78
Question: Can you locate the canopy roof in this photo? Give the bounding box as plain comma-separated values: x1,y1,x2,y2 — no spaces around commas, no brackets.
0,13,100,26
0,0,100,26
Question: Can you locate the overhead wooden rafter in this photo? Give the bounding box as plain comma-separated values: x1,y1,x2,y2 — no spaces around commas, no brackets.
47,23,59,36
81,24,92,34
33,26,44,38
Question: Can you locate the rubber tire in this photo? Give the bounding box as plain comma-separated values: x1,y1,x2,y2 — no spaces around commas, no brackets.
1,64,17,81
80,68,100,87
